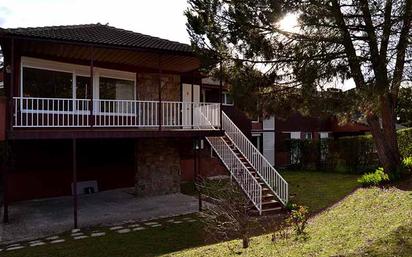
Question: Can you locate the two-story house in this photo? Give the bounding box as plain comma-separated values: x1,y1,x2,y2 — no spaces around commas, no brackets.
0,24,288,230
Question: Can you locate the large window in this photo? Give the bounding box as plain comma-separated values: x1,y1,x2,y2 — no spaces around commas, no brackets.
23,67,72,98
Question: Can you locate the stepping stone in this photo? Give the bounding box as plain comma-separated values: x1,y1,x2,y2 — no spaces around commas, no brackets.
129,224,142,228
7,243,21,248
117,228,131,234
6,246,25,251
132,227,146,231
173,220,183,224
182,217,192,220
186,219,197,222
91,232,106,237
46,236,59,240
144,222,159,226
151,224,162,227
166,219,175,223
71,232,84,237
74,236,88,240
72,228,81,233
30,242,46,247
28,240,41,244
109,226,123,231
50,239,65,244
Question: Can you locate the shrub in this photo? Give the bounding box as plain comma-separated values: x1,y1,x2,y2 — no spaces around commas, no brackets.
398,128,412,158
357,167,390,187
286,205,309,238
402,157,412,170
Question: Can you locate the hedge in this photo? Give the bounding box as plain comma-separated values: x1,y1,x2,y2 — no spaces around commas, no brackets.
285,128,412,174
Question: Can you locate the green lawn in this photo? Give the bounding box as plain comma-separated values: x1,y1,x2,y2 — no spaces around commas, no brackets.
4,171,407,257
281,171,359,212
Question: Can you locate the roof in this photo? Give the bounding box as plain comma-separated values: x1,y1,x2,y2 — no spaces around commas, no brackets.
0,23,193,54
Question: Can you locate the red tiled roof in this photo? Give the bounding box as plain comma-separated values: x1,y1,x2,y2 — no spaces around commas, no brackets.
1,23,193,54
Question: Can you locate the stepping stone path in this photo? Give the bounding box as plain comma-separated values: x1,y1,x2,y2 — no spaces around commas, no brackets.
50,239,65,244
109,226,123,231
73,235,88,240
91,232,106,237
117,228,131,234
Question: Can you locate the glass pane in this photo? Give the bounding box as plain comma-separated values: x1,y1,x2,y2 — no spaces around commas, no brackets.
22,67,73,111
99,77,134,100
99,77,135,113
76,76,90,99
225,94,234,105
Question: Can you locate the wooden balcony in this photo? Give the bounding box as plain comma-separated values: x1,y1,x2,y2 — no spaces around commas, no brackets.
10,97,222,140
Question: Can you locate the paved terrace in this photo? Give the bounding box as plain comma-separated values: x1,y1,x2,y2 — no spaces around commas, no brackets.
0,189,199,244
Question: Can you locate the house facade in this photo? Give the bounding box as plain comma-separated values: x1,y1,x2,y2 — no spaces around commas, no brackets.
0,24,288,227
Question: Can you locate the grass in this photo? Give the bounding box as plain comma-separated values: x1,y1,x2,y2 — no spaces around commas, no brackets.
281,171,359,212
167,186,412,257
3,171,404,257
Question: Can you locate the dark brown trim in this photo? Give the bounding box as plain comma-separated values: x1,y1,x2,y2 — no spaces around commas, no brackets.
89,47,94,127
219,62,223,130
158,54,162,131
8,129,224,140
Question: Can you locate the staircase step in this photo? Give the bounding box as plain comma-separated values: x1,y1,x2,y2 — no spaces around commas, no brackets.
262,207,283,212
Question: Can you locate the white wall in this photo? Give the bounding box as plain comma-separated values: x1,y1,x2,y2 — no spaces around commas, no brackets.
262,116,275,166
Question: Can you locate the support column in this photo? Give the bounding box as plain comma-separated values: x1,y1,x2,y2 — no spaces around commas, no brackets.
2,141,9,224
219,62,223,130
194,138,202,211
9,38,15,132
72,138,78,229
89,47,94,127
158,55,162,131
191,73,194,129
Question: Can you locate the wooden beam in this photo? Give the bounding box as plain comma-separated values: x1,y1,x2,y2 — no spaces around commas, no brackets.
219,62,223,130
158,54,162,131
89,47,94,127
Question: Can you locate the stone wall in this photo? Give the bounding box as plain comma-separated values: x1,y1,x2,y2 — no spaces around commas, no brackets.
137,73,180,101
134,139,181,197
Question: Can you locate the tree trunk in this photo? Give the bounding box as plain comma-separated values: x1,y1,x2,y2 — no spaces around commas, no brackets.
367,95,401,173
242,235,249,249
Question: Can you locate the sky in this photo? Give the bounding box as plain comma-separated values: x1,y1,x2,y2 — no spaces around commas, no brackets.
0,0,191,44
0,1,354,90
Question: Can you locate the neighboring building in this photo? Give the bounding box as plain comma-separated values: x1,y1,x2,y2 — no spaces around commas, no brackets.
0,24,287,227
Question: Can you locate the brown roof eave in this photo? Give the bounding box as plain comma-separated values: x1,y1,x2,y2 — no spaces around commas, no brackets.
0,33,198,58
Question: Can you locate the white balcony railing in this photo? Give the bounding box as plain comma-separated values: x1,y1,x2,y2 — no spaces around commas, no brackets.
13,97,220,129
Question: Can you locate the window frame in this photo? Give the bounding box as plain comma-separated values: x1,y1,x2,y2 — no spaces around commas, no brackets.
222,91,234,106
20,57,136,115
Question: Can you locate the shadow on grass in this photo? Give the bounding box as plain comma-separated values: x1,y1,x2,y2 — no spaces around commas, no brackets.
342,223,412,257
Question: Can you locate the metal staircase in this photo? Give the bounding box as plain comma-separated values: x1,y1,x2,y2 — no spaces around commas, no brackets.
200,109,288,215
